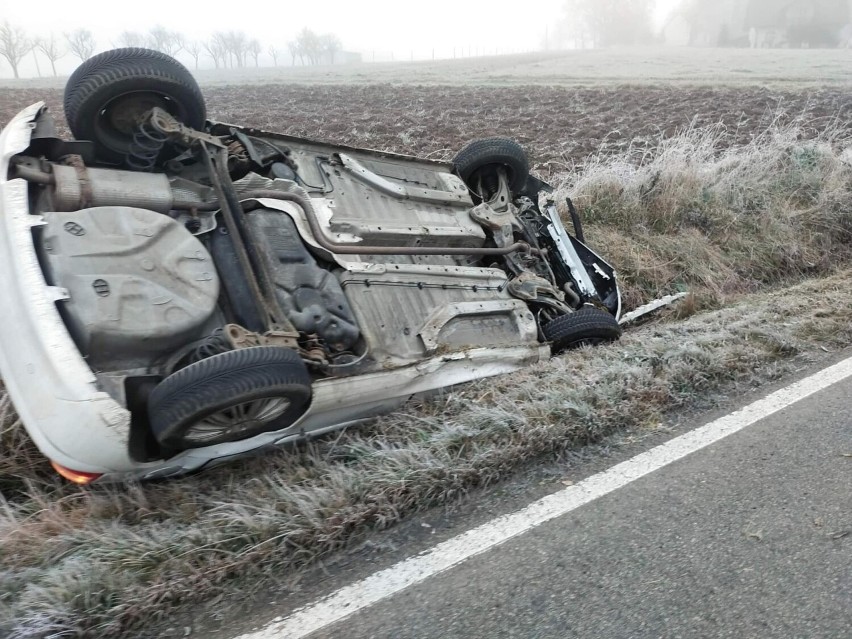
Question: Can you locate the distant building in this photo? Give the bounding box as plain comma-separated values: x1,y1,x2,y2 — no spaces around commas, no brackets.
663,0,852,47
336,51,363,64
662,0,749,46
315,50,363,65
747,0,849,47
662,14,692,46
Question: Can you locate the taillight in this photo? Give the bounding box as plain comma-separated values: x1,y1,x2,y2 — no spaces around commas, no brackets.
50,461,103,485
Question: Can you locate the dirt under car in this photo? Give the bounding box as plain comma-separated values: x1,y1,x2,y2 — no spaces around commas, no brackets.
0,49,630,483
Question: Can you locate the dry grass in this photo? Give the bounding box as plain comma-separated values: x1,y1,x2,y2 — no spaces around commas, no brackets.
560,114,852,310
4,115,852,637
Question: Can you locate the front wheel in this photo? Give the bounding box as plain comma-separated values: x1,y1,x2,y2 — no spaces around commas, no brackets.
543,307,622,355
453,137,530,196
148,346,311,450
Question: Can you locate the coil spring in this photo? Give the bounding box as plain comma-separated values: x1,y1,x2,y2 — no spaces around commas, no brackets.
189,328,232,362
125,120,170,171
226,139,251,175
165,328,232,374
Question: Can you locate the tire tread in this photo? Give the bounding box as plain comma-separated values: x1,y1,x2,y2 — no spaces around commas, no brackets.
452,137,530,192
148,346,311,449
544,307,622,354
64,48,194,116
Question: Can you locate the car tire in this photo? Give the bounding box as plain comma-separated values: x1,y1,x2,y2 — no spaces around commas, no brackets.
544,307,622,355
148,346,312,450
64,48,206,165
452,137,530,194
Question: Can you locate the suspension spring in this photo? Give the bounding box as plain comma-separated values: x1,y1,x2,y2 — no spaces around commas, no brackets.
125,119,170,171
188,328,232,362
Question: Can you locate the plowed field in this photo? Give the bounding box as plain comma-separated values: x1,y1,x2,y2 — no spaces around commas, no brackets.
2,84,850,179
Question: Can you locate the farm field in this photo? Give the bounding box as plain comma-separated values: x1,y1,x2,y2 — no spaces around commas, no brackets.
190,46,852,87
2,84,851,178
3,47,852,88
3,51,852,638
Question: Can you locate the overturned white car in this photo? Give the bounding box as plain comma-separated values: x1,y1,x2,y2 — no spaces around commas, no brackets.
0,49,624,483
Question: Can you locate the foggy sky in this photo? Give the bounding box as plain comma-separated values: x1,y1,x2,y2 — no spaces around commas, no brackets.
0,0,680,78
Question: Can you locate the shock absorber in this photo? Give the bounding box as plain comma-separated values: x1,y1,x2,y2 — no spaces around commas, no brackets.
125,116,170,171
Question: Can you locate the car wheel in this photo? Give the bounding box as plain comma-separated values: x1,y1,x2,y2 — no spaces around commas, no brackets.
64,47,206,165
544,306,622,355
148,346,312,450
452,137,530,195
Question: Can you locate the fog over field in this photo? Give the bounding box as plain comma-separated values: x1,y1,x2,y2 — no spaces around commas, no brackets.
2,0,850,83
1,0,680,78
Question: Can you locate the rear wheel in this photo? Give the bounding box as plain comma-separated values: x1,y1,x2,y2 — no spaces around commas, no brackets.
148,346,311,450
64,48,206,165
544,307,622,355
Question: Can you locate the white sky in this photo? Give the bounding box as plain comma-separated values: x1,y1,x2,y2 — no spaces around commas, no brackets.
0,0,681,77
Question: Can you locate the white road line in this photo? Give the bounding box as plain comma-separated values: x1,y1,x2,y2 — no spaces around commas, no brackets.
235,355,852,639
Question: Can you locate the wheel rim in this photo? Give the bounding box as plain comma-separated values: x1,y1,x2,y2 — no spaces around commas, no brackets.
92,90,185,157
568,337,607,348
182,397,291,444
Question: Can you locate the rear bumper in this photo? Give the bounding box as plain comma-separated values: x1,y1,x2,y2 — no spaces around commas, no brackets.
0,103,134,475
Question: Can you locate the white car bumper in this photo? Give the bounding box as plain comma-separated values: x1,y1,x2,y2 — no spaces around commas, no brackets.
0,103,136,477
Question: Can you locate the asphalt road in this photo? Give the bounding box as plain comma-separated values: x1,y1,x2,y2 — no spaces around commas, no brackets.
306,375,852,638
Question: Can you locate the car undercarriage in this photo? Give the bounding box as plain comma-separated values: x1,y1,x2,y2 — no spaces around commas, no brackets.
0,48,626,482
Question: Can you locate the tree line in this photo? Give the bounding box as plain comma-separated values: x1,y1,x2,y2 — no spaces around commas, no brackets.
556,0,656,49
555,0,852,49
0,22,344,79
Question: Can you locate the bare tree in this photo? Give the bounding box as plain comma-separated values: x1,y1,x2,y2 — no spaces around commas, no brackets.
185,40,202,69
551,9,593,49
287,40,299,66
224,31,248,68
36,34,64,76
115,31,146,48
296,28,322,65
31,47,41,77
268,45,280,66
204,34,228,69
148,25,184,57
320,34,342,64
65,29,96,62
247,39,262,67
0,22,32,79
561,0,654,47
